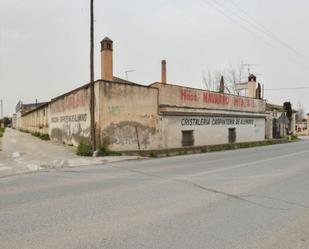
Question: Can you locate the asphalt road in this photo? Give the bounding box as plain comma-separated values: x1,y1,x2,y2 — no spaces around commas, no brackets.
1,139,309,249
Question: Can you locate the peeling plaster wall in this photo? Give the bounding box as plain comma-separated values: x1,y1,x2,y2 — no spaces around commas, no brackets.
98,81,161,151
21,105,49,134
49,87,91,146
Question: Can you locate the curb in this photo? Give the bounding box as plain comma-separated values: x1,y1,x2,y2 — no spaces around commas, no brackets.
121,138,296,158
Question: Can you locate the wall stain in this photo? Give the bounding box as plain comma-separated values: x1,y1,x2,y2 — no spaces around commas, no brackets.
51,123,90,145
101,121,156,149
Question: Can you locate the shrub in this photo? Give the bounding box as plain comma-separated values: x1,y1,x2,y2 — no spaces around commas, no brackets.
0,128,5,133
149,152,158,158
99,146,109,156
201,148,207,153
77,143,93,157
291,135,298,141
40,133,50,140
20,129,30,133
31,132,41,138
0,132,3,138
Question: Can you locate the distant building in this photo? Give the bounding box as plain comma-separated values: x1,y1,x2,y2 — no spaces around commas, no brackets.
12,114,17,129
15,101,48,130
295,118,307,135
265,103,297,139
0,117,12,128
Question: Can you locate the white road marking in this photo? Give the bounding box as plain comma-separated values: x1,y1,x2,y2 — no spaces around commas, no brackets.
189,149,309,177
12,152,20,158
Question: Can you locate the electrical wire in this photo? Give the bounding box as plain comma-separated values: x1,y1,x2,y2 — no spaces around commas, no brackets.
198,0,309,69
227,0,308,61
265,87,309,91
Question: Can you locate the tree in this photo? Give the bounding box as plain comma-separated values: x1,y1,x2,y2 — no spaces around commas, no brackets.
202,62,246,94
202,69,222,92
296,100,305,122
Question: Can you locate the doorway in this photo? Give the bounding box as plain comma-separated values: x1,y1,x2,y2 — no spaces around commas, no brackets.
228,128,236,144
182,130,194,147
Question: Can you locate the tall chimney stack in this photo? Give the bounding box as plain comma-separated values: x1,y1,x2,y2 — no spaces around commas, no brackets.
248,74,257,98
101,37,113,81
307,113,309,135
161,60,167,84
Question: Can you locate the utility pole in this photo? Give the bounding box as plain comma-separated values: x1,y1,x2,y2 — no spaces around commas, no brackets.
0,99,3,119
90,0,96,152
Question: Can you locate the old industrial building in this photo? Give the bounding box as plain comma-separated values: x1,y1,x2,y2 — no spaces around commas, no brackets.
15,37,294,151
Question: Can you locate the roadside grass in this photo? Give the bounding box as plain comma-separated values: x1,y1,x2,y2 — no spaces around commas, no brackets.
0,128,5,151
76,144,123,157
79,137,299,158
0,127,5,138
98,146,122,157
120,137,296,159
19,129,50,141
31,131,50,141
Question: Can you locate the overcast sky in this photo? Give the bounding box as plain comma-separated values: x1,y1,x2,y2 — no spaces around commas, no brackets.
1,0,309,116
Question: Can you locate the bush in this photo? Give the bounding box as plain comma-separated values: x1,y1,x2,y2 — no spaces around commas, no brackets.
77,143,93,157
31,132,41,138
291,135,298,141
40,133,50,140
149,152,158,158
0,128,5,133
0,132,3,138
20,129,30,133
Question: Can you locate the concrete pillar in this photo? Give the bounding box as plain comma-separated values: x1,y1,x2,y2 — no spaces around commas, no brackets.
101,37,113,81
248,74,257,98
265,115,273,139
161,60,167,84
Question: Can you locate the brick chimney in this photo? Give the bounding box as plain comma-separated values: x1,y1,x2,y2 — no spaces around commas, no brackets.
101,37,113,81
161,60,167,84
307,113,309,135
248,74,257,98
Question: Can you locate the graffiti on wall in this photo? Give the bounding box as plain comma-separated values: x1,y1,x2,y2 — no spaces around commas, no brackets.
108,106,122,115
51,114,87,123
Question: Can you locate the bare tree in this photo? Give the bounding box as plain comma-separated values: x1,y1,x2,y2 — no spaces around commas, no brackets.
296,100,305,122
202,62,246,94
202,69,222,91
225,61,246,94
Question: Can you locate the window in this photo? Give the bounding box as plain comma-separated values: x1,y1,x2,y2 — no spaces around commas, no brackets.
228,128,236,144
182,130,194,147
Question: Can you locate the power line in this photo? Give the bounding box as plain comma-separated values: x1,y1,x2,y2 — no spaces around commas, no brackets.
198,0,278,50
265,87,309,91
227,0,308,61
198,0,309,69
